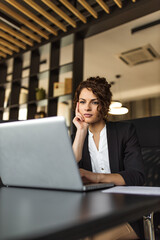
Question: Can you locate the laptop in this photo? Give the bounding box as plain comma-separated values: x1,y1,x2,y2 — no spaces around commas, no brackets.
0,116,114,192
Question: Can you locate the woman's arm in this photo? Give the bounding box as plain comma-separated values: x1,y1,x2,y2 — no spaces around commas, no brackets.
80,169,126,185
72,103,88,162
117,123,145,186
72,129,87,162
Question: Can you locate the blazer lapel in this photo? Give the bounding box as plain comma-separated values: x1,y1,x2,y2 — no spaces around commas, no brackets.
82,123,119,173
107,122,119,173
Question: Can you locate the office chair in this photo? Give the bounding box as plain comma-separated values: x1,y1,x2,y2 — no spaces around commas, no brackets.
127,116,160,240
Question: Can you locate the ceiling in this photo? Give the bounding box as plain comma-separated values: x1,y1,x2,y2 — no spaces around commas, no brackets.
0,0,159,63
0,0,127,61
0,0,159,102
84,10,160,102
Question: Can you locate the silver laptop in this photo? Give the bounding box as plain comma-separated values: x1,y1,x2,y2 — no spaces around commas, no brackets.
0,117,114,192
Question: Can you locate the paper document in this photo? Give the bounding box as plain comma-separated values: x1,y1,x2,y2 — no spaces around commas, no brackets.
102,186,160,196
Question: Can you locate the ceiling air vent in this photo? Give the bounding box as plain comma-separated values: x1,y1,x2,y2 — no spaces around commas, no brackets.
117,44,160,66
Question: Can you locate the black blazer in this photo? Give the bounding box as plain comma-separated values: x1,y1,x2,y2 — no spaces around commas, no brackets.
72,121,145,238
78,121,145,186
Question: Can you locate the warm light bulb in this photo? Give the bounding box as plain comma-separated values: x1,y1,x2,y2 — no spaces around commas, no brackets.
108,106,128,115
110,101,122,108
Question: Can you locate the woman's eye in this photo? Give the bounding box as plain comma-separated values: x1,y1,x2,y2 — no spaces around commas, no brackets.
92,102,99,105
79,101,85,104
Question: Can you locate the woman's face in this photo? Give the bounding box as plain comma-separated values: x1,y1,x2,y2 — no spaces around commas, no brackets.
78,88,103,124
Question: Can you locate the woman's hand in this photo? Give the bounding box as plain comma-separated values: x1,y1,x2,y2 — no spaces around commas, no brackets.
79,169,99,183
73,102,88,131
79,169,126,185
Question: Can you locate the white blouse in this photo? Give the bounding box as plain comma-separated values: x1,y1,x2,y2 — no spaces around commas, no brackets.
88,125,111,174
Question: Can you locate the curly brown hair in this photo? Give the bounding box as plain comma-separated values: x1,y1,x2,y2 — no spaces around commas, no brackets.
73,76,112,119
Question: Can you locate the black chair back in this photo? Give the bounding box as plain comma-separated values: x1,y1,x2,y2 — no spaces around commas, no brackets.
126,116,160,187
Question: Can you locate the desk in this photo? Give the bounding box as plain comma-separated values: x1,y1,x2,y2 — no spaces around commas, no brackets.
0,187,160,240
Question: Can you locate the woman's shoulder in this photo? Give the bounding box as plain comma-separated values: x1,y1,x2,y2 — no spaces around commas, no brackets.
107,120,134,128
107,120,136,135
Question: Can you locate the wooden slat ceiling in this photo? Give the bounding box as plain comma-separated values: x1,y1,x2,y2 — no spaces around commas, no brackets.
0,0,138,61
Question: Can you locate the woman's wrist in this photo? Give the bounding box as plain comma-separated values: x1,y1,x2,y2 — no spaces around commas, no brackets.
76,128,88,138
97,173,107,183
97,173,126,185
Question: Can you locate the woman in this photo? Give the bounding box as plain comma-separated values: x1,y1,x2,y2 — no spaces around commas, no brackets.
72,76,145,240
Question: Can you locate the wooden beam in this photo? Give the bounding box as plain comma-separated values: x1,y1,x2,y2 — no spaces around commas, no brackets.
0,45,13,55
42,0,76,28
78,0,98,19
24,0,66,32
5,0,57,36
1,2,49,39
0,51,7,58
113,0,122,8
60,0,87,23
0,22,33,46
0,0,158,63
96,0,110,14
0,38,19,52
20,27,41,43
0,30,26,49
